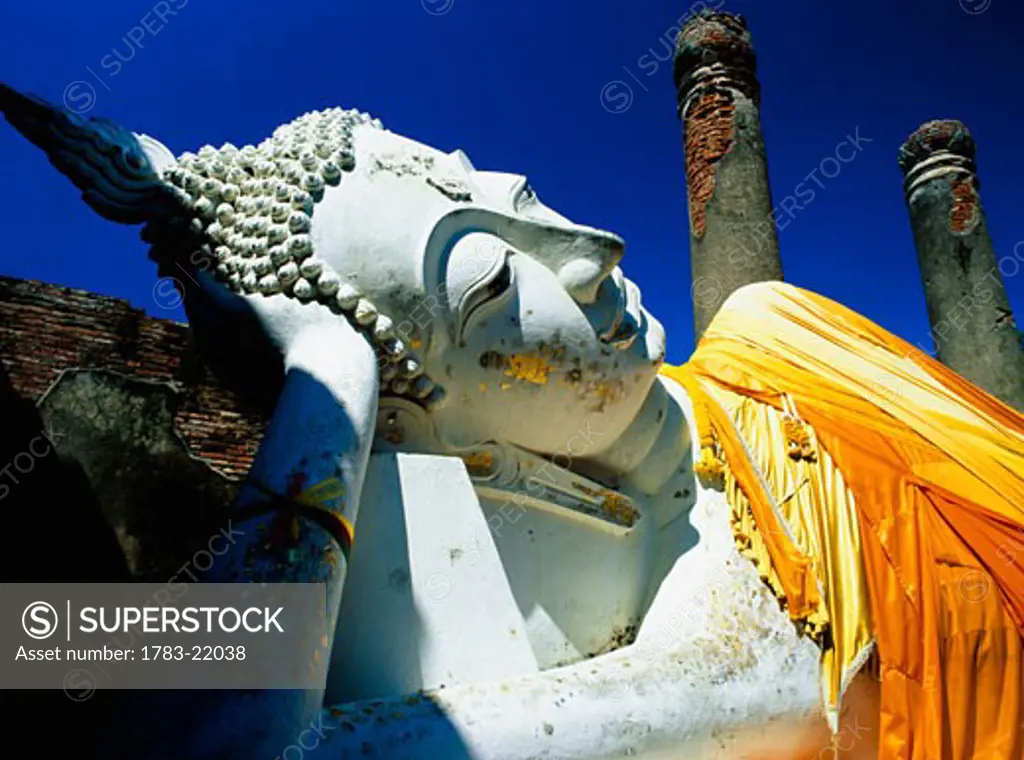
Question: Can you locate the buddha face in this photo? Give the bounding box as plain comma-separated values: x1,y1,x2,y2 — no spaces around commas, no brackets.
311,126,667,457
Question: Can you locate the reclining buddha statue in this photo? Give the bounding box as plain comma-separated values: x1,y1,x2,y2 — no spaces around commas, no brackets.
2,83,1022,760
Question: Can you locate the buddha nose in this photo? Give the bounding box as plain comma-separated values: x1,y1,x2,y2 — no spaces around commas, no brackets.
556,227,625,304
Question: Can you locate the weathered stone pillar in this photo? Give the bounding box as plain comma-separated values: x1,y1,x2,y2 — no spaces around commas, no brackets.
898,120,1024,410
674,11,783,342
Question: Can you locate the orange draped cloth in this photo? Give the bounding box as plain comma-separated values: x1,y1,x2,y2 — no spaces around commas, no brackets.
661,282,1024,760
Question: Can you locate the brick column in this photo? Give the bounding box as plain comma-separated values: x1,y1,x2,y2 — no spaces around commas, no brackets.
674,11,783,342
898,120,1024,410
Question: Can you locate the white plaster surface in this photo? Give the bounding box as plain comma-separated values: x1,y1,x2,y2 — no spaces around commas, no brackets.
327,453,538,703
318,489,822,760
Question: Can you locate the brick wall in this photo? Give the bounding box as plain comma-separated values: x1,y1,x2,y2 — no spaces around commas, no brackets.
0,275,264,478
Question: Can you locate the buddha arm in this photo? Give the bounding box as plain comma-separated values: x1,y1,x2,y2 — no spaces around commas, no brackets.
105,322,380,760
205,322,379,756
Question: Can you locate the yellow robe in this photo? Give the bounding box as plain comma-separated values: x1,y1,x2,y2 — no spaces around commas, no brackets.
661,282,1024,760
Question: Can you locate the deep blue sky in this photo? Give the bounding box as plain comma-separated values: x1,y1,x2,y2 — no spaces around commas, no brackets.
1,0,1022,363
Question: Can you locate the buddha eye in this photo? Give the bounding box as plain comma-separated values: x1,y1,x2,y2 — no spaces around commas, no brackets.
515,182,537,210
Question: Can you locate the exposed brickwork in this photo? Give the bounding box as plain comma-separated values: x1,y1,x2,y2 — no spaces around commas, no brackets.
897,119,976,175
674,12,759,105
684,89,736,238
680,12,751,52
674,11,781,343
0,276,266,478
898,119,1024,410
948,177,980,234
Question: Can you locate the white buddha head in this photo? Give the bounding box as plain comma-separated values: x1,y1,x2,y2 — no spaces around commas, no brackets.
306,121,667,456
2,92,667,459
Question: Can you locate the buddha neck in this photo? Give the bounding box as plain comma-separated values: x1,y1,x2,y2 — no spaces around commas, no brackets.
576,373,696,503
393,370,698,526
